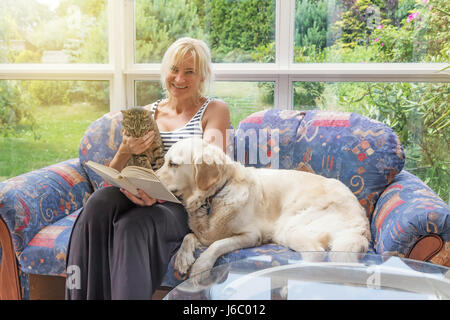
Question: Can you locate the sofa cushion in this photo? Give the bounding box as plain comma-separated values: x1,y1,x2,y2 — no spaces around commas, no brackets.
0,159,91,255
371,170,450,258
18,208,81,276
79,111,124,191
235,109,405,217
234,109,306,168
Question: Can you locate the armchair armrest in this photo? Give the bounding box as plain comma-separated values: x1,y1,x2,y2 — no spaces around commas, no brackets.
0,158,93,257
0,215,21,299
371,170,449,266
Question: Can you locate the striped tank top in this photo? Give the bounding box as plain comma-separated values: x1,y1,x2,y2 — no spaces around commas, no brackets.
151,97,212,154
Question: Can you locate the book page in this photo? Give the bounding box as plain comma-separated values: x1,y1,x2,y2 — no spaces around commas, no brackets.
122,166,159,182
126,177,181,203
86,161,180,203
86,161,139,196
86,160,121,178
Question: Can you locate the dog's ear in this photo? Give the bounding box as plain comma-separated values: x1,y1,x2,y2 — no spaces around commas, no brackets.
192,141,227,191
194,161,221,191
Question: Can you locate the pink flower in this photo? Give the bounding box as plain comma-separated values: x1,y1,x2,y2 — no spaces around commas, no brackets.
422,0,428,4
377,24,384,30
408,12,419,22
381,43,385,47
429,5,433,10
375,37,379,42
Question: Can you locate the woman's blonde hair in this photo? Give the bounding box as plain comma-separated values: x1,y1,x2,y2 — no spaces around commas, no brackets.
161,37,213,101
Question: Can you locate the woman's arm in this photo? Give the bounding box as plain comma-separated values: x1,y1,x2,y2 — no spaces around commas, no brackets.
111,130,159,206
202,99,231,152
109,143,132,171
109,130,155,171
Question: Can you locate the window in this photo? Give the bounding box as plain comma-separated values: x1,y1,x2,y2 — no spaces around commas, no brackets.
135,80,274,128
293,0,446,63
1,0,448,200
0,0,110,180
0,80,109,179
135,0,276,63
0,0,108,64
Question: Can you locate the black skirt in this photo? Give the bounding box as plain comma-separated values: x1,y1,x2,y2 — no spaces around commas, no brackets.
65,186,190,300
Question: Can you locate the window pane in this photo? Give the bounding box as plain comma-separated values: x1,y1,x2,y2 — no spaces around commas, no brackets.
213,81,274,128
293,81,449,201
134,80,274,129
135,81,165,107
0,80,109,180
0,0,108,63
293,0,448,63
135,0,276,63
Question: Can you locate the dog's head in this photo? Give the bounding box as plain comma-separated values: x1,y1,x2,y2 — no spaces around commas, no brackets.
156,138,234,200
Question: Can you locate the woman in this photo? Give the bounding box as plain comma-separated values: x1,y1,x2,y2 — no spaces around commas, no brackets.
66,37,230,299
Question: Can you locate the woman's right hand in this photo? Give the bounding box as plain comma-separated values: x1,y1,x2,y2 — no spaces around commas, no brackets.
119,129,155,156
120,188,166,207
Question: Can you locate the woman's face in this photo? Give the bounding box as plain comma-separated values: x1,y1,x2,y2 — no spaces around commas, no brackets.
166,53,203,102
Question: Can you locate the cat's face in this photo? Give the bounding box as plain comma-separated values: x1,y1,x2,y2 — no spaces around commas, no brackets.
121,107,153,136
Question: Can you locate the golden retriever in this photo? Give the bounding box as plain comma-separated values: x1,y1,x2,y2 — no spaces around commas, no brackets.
156,138,371,277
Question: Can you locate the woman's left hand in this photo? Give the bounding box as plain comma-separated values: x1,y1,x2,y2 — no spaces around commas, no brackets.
120,188,166,206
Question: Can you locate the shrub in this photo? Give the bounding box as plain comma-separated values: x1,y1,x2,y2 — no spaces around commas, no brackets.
294,0,330,50
135,0,204,63
0,81,37,137
208,0,275,62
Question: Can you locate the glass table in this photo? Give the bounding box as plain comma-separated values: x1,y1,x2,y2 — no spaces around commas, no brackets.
164,252,450,300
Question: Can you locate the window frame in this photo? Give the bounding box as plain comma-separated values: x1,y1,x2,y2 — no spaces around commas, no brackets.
0,0,448,113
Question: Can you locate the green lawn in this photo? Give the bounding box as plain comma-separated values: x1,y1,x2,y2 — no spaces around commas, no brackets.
0,103,108,181
213,81,273,129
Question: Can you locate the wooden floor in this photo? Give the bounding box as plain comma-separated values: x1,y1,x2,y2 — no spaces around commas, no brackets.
28,274,170,300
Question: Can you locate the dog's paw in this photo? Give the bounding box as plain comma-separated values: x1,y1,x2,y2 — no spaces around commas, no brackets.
174,249,196,275
190,268,212,288
189,256,214,279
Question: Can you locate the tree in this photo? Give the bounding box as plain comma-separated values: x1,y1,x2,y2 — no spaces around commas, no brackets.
208,0,275,62
294,0,330,50
135,0,204,63
0,80,36,137
333,0,390,48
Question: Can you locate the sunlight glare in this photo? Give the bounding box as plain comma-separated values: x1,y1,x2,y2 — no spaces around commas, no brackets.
35,0,61,11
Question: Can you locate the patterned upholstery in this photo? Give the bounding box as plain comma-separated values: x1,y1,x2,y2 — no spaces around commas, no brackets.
0,108,448,298
234,109,405,217
372,170,450,257
79,111,124,191
0,159,91,257
19,209,81,276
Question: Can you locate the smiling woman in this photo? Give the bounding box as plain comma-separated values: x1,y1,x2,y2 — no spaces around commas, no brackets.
66,37,231,300
161,37,213,105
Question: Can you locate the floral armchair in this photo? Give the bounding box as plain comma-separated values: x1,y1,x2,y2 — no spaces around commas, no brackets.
1,108,448,299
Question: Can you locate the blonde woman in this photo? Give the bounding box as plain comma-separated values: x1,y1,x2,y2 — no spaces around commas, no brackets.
66,38,230,299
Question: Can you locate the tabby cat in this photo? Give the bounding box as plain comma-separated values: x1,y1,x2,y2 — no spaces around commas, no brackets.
121,107,165,170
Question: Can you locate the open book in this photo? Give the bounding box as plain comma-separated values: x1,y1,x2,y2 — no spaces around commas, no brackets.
86,161,181,204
